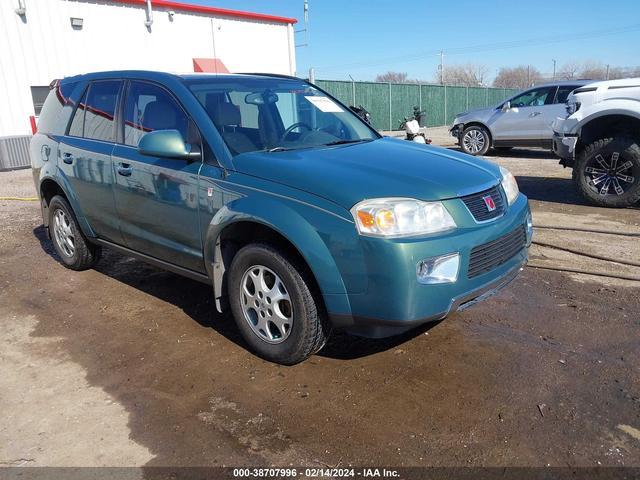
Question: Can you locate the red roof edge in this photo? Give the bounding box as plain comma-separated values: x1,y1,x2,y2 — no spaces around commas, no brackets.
110,0,297,24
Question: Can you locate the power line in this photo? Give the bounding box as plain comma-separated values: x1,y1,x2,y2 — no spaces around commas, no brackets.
314,23,640,73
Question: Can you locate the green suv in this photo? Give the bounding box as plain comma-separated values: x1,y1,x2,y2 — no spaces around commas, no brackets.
31,71,532,364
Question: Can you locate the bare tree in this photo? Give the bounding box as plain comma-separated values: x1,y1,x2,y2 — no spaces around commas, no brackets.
441,63,489,87
493,66,543,89
579,61,607,80
558,62,581,80
375,71,409,83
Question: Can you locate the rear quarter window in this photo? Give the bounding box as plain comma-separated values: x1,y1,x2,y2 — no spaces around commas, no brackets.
37,81,78,135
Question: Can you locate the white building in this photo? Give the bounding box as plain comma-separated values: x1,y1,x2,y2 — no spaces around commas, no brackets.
0,0,298,141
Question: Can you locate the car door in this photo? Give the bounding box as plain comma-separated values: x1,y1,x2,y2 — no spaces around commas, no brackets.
111,80,205,273
489,86,556,143
57,80,125,244
539,85,581,140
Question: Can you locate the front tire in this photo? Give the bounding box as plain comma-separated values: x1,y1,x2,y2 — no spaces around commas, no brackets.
228,244,330,365
460,125,490,156
573,136,640,208
48,195,101,270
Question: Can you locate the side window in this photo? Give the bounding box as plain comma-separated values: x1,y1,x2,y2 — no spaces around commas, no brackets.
555,85,578,104
68,87,88,137
83,80,122,142
37,81,78,135
509,87,555,108
123,81,190,147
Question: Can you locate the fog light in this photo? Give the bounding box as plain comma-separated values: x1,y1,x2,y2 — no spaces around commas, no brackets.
417,253,460,284
525,210,533,246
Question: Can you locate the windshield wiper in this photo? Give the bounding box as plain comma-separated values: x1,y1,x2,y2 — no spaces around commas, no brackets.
323,139,374,147
263,146,300,153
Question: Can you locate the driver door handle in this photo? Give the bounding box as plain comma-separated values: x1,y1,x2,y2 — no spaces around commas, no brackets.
529,112,542,117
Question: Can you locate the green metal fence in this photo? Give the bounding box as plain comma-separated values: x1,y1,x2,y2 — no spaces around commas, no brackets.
315,79,520,131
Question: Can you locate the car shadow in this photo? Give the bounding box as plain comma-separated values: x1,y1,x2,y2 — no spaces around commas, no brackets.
32,225,437,361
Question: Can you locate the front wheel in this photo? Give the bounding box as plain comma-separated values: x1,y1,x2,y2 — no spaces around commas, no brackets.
460,125,490,156
573,136,640,208
228,244,330,365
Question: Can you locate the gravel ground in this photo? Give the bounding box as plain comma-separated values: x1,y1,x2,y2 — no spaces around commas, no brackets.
1,132,639,468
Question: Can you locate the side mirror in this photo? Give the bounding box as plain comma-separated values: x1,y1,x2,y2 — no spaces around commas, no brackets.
501,101,511,112
138,129,201,161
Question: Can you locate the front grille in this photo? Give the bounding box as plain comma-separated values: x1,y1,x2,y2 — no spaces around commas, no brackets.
461,185,505,222
468,225,526,279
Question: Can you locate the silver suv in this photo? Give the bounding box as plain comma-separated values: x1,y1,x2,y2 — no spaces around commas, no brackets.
450,80,592,156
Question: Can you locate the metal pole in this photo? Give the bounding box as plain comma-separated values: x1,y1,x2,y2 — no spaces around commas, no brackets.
466,86,469,110
444,84,447,126
388,83,392,131
606,64,610,80
552,59,556,81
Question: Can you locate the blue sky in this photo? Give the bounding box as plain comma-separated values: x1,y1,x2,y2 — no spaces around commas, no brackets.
189,0,640,82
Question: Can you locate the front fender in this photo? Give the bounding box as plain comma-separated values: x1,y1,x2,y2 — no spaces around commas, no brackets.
562,101,640,135
203,195,359,314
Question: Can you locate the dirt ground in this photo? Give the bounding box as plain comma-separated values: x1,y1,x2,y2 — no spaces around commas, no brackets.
1,129,639,469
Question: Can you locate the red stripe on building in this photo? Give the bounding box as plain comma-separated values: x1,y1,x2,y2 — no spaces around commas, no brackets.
110,0,297,24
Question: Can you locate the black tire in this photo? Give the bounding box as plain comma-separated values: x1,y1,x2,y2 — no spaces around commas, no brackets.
228,244,330,365
573,136,640,208
48,195,101,270
460,125,490,156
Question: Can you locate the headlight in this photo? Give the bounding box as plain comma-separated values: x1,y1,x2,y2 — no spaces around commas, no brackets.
499,166,519,205
351,198,457,237
566,99,581,115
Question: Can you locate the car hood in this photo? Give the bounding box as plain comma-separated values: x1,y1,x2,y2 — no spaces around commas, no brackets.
231,137,502,209
454,105,497,123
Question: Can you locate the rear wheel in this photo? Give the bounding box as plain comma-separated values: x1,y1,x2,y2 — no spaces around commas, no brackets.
228,244,330,365
48,195,101,270
460,125,490,156
573,136,640,208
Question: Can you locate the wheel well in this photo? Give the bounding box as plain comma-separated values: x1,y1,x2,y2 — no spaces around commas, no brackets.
217,221,325,311
40,178,66,206
462,122,493,145
39,179,67,228
578,115,640,152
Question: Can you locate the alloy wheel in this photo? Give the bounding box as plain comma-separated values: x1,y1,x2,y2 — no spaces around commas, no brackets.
240,265,293,344
462,129,486,154
585,152,636,196
52,209,75,257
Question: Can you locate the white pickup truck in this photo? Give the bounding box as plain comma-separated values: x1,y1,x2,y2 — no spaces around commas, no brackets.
552,78,640,208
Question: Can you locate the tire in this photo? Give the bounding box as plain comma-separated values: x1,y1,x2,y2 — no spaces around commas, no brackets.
460,125,490,156
48,195,101,270
228,243,330,365
573,136,640,208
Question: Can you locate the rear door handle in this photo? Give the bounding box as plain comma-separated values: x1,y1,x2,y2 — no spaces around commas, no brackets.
62,152,74,164
529,112,542,117
117,163,133,177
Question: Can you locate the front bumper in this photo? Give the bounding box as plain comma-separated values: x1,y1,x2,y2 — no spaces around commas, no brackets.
552,132,578,162
327,194,531,338
450,124,462,140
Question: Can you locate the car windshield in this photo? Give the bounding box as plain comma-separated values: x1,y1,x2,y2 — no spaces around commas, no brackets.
187,76,379,156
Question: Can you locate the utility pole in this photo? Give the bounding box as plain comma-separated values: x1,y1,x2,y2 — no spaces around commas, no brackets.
606,64,610,80
439,50,445,85
552,59,556,81
527,65,531,86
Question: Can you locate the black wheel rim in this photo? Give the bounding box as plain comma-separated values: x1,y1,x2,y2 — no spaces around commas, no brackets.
585,151,636,197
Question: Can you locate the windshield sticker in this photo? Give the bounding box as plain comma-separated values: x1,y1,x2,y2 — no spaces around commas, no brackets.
305,96,344,113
